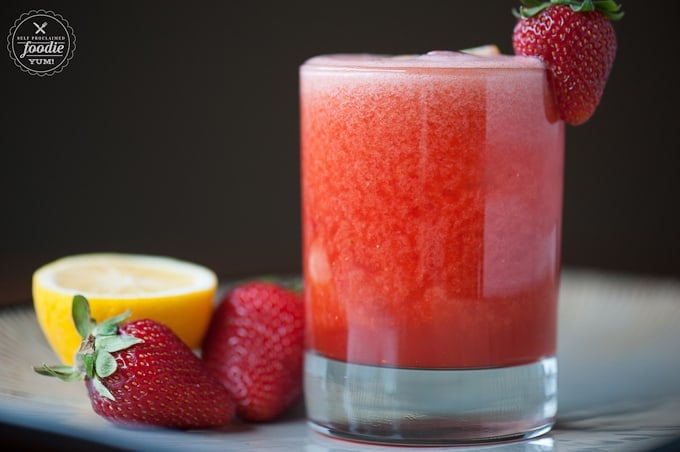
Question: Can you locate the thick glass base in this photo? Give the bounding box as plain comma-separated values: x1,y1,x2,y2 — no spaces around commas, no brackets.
305,352,557,445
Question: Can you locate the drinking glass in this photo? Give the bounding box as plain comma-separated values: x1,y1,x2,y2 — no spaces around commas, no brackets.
300,52,563,444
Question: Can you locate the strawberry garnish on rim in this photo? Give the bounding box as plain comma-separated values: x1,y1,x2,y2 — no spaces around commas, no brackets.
512,0,623,125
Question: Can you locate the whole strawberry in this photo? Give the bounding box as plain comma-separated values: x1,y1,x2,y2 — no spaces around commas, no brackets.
34,295,235,429
512,0,623,125
201,280,304,422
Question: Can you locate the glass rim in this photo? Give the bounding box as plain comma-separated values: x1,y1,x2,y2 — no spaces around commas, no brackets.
300,52,546,73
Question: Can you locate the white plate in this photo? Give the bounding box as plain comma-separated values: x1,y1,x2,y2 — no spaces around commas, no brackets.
1,269,680,451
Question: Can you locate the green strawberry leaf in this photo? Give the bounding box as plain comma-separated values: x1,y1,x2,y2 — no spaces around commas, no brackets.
519,3,554,17
94,350,117,378
72,295,96,339
570,0,595,12
593,0,620,9
94,310,131,336
593,0,623,19
92,376,115,401
95,335,143,353
33,364,83,382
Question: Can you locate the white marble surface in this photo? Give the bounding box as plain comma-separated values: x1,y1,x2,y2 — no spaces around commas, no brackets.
1,268,679,451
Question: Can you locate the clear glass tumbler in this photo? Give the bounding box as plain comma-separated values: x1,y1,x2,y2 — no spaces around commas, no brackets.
300,52,563,444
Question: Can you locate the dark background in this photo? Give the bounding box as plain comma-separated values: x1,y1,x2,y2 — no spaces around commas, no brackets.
2,1,679,304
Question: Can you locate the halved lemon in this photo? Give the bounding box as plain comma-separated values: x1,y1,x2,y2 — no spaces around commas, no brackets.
33,253,217,364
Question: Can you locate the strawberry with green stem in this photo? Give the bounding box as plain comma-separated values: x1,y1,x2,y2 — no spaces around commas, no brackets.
34,295,235,429
512,0,623,125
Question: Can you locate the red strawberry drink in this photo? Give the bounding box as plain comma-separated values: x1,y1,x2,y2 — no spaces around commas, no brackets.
301,52,563,443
